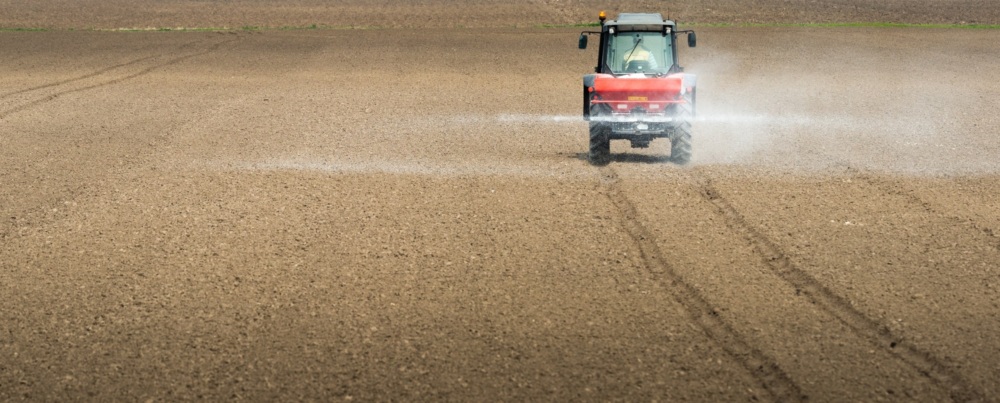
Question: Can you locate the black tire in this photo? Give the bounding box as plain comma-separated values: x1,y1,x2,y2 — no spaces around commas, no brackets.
670,92,694,165
589,121,610,165
670,125,692,165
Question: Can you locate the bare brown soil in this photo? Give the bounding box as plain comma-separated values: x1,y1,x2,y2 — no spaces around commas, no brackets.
2,3,1000,402
0,0,998,29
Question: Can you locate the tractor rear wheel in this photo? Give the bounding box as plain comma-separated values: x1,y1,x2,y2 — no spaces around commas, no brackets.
670,92,694,165
589,122,610,165
670,126,692,165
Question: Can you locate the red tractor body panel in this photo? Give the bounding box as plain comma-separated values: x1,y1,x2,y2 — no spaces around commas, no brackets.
590,73,688,115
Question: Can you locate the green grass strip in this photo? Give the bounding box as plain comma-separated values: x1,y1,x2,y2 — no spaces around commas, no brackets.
2,21,999,32
0,27,49,32
540,21,1000,29
679,22,1000,29
0,24,359,32
116,24,331,32
538,22,602,28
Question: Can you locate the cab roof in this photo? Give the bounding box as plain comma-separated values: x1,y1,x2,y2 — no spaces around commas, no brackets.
605,13,676,31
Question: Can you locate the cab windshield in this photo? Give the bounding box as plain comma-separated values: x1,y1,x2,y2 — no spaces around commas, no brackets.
605,31,674,75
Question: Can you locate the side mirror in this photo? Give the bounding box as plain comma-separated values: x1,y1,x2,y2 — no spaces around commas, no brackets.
578,34,588,50
687,32,697,48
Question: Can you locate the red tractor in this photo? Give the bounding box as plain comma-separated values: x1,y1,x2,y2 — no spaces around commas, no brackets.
578,12,697,164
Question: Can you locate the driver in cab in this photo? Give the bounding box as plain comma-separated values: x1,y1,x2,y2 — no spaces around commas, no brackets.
623,36,658,71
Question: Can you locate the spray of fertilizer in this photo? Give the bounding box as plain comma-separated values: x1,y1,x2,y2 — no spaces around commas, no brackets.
456,107,996,175
224,157,590,180
676,42,1000,176
214,109,988,179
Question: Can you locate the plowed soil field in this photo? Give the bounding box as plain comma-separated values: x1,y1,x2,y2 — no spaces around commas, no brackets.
2,2,1000,401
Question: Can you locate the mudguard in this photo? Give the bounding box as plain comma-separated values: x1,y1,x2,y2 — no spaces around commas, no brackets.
582,74,596,119
680,73,697,115
680,73,696,94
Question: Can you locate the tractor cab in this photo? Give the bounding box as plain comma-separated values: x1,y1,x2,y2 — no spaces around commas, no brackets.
605,31,674,75
579,12,695,76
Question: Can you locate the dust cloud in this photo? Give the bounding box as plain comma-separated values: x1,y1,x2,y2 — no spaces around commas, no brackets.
682,36,1000,176
426,64,997,176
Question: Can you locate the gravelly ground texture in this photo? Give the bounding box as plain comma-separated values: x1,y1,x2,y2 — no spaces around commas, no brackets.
2,2,1000,402
1,0,999,28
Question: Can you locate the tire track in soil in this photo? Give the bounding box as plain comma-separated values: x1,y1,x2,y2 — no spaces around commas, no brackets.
809,150,999,252
596,166,806,402
0,36,241,243
0,36,239,120
688,168,986,402
852,171,1000,253
0,55,158,100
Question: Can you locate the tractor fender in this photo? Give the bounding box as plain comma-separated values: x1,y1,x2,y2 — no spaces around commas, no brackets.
680,73,697,115
679,73,697,96
582,74,596,120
